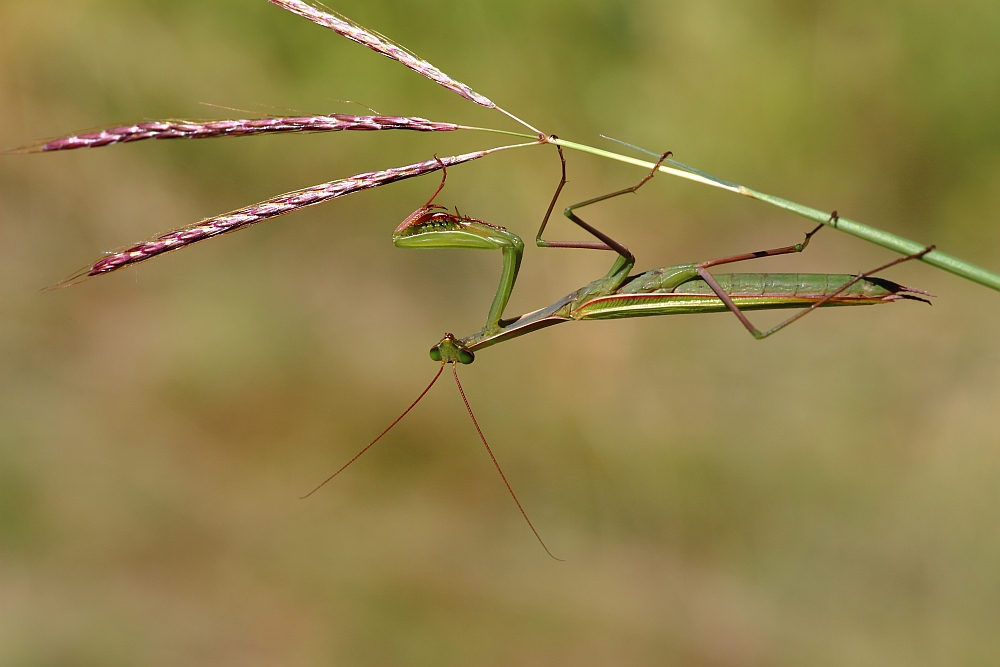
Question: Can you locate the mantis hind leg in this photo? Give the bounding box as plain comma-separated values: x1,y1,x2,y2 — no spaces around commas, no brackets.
693,214,934,339
536,143,672,267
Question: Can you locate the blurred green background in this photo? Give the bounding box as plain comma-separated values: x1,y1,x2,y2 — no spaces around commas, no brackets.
3,0,1000,664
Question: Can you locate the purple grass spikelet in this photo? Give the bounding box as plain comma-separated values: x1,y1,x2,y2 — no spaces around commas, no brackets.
265,1,545,136
12,115,462,153
269,0,496,109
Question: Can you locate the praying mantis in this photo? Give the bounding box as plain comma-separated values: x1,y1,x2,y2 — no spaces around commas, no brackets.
343,148,935,558
400,148,932,367
11,0,997,557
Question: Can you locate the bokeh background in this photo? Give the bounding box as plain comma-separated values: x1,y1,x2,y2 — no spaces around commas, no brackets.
3,0,1000,665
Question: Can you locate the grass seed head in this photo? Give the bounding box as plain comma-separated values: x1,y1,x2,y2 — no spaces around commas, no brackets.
269,0,496,109
61,149,499,285
11,115,462,153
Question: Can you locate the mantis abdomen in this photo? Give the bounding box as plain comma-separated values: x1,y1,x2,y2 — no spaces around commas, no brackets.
575,272,929,320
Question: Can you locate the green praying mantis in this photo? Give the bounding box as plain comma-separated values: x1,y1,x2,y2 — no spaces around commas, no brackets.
401,146,933,366
303,144,934,559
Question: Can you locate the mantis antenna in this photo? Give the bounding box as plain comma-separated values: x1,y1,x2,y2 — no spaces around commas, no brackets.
301,361,561,560
300,364,444,499
451,364,563,561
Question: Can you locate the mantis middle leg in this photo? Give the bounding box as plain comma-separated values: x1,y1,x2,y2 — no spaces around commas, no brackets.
536,144,672,267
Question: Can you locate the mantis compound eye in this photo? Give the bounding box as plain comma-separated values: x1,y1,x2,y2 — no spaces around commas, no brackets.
429,346,442,362
458,349,475,365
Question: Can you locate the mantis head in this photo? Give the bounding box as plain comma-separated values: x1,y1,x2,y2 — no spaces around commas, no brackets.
430,333,475,364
